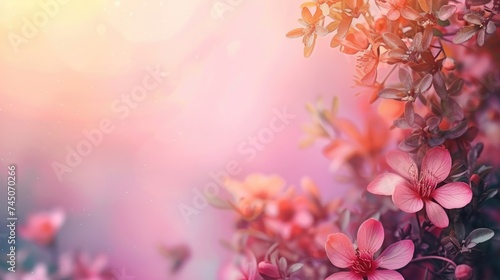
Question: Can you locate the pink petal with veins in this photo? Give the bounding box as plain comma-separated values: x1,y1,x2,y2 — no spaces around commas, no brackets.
432,182,472,209
393,182,423,213
325,233,356,268
367,172,406,196
421,147,452,183
368,270,405,280
376,240,414,269
357,219,385,255
386,150,418,181
426,200,449,228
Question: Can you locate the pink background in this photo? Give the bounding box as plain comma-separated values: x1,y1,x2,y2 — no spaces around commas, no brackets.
0,0,368,278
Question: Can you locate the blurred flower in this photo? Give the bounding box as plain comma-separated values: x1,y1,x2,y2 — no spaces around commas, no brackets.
367,147,472,227
337,24,381,86
442,57,456,70
455,264,473,280
265,196,314,240
325,218,414,279
158,244,191,273
225,174,286,220
71,252,114,280
301,0,339,16
258,261,281,279
258,257,304,280
22,265,49,280
20,209,65,246
220,251,258,280
324,111,390,173
333,0,370,40
286,7,329,57
226,174,285,201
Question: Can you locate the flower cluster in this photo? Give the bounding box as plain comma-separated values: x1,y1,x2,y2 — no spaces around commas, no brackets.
1,209,116,280
218,0,500,278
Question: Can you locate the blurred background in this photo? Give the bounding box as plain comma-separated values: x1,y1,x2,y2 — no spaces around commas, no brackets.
0,0,364,278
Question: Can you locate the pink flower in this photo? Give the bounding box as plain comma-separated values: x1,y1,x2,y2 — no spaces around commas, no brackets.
368,147,473,228
20,209,65,246
325,218,414,279
455,264,473,280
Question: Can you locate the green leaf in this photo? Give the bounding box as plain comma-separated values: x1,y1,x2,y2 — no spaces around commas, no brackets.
467,228,494,244
437,19,450,27
433,28,444,37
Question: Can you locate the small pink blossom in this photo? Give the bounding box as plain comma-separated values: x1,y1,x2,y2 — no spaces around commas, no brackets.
368,147,473,228
325,218,414,279
20,209,65,246
455,264,473,280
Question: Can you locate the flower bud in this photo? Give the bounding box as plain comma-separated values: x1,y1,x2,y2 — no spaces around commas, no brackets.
470,174,481,186
455,264,473,280
442,58,456,71
403,223,412,237
258,261,281,279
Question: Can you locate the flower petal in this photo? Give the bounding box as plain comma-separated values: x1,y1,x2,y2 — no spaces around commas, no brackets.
325,233,356,268
393,182,423,213
368,270,404,280
304,34,317,57
376,240,414,269
421,147,452,184
387,9,401,21
432,182,472,209
301,7,314,23
316,25,329,37
426,200,449,228
383,33,407,50
367,173,406,196
401,6,420,21
286,28,305,38
386,150,418,181
336,16,353,39
357,218,385,254
326,271,363,280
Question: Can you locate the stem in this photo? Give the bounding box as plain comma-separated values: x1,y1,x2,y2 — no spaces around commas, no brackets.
416,212,423,241
410,256,458,268
436,253,458,274
434,49,443,59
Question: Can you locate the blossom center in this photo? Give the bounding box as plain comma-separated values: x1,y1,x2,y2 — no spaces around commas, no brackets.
351,254,375,275
415,172,438,199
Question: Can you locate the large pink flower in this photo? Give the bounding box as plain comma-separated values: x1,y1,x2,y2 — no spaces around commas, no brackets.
325,219,414,280
368,147,472,228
